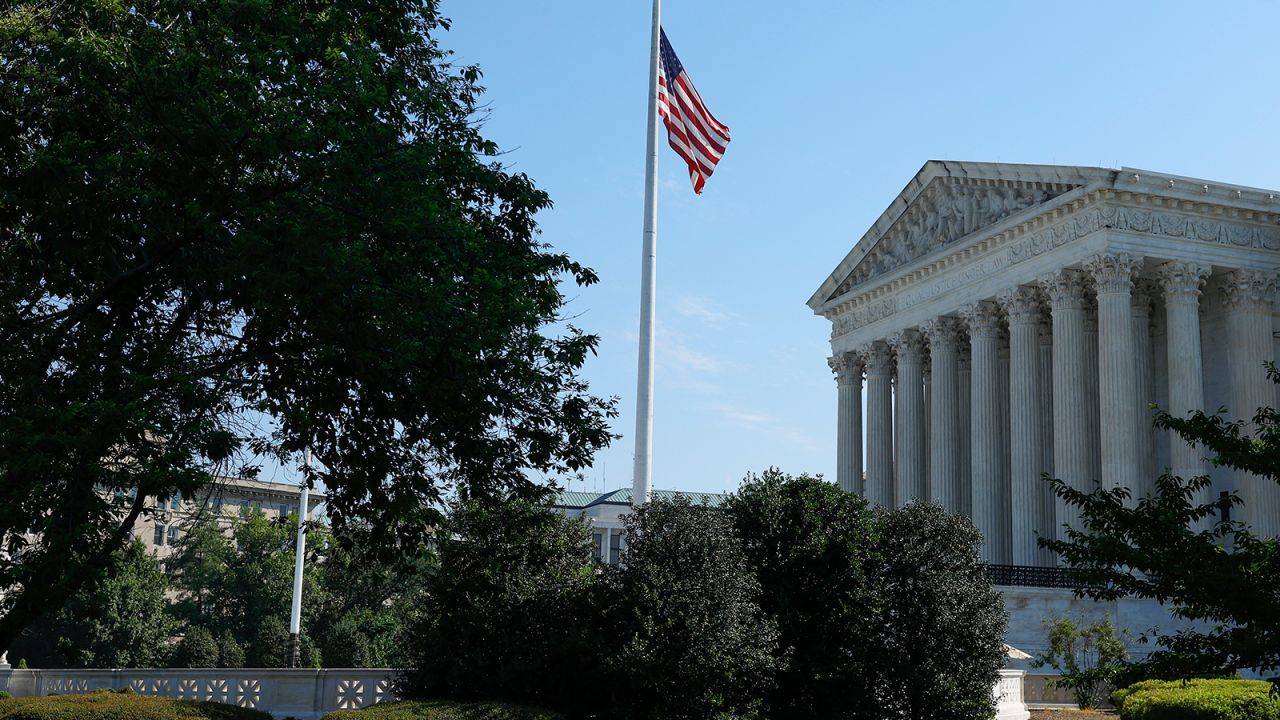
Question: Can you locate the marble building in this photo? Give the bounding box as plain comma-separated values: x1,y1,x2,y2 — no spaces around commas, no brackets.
812,161,1280,564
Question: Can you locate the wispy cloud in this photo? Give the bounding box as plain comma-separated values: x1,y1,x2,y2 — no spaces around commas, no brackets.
713,403,816,448
674,295,732,325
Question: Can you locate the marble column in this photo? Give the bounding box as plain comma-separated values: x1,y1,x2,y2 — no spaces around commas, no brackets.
1131,282,1157,500
831,352,865,495
1221,270,1280,536
1083,292,1102,489
891,330,927,505
923,364,932,485
923,318,962,512
1041,270,1090,543
962,302,1006,563
1086,253,1143,498
997,330,1011,561
1037,315,1057,566
958,343,973,517
863,342,895,507
1001,287,1043,565
1157,262,1210,515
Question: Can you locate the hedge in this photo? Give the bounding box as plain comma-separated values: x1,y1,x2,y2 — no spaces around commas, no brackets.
0,689,271,720
1112,679,1280,720
320,700,565,720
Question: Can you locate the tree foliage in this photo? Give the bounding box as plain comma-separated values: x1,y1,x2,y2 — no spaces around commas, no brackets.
8,539,175,668
604,495,780,720
870,502,1008,720
1040,366,1280,679
398,496,599,713
0,0,614,649
727,469,881,720
1033,614,1130,709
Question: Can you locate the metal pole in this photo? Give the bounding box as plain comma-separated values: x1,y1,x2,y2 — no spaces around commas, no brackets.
287,449,310,668
631,0,660,508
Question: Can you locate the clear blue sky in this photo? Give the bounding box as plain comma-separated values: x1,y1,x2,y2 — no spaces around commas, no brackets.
298,1,1280,496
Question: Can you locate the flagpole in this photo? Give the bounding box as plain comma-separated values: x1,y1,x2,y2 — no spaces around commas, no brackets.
287,448,310,668
632,0,661,507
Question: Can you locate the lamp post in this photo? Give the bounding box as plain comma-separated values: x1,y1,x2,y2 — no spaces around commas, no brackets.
287,449,311,668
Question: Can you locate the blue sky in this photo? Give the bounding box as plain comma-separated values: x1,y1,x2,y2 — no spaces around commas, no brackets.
270,2,1280,495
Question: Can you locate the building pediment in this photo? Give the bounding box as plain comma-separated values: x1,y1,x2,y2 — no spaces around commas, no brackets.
810,161,1111,308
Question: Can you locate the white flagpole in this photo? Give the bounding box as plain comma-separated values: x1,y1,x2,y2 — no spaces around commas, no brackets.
287,448,310,668
632,0,661,507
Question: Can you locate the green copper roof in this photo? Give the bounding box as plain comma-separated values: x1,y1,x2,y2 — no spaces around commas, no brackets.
552,487,728,510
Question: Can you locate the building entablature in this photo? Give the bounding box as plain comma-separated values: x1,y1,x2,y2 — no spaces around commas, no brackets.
812,163,1280,352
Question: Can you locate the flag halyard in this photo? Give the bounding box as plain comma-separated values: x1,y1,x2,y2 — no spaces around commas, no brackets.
658,28,731,194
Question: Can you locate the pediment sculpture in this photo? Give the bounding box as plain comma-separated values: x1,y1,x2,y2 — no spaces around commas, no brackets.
830,181,1073,299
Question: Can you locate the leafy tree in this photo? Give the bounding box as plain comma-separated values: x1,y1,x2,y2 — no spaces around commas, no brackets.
726,469,882,720
870,503,1007,720
399,496,600,714
1032,614,1129,709
217,631,245,670
9,539,176,668
172,625,220,669
0,0,614,650
1040,366,1280,679
605,495,780,720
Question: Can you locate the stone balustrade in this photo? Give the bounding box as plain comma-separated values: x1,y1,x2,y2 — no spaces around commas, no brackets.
0,667,396,719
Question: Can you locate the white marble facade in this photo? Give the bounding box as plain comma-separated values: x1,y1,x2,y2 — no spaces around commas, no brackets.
815,161,1280,562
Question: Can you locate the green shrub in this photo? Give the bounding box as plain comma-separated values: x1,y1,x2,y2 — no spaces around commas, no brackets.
1033,613,1129,708
1113,679,1279,720
0,691,271,719
0,692,11,700
321,699,564,720
172,625,220,668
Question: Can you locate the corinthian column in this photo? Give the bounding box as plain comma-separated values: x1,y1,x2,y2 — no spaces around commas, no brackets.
961,302,1006,563
1037,316,1056,565
923,318,962,512
1000,287,1044,565
1086,253,1143,499
1131,282,1157,500
1156,261,1210,514
830,352,865,495
1221,270,1280,536
958,343,972,517
1040,270,1090,543
891,330,927,505
864,343,895,507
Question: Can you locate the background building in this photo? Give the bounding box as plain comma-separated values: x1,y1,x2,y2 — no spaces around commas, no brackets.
131,477,325,560
553,488,725,564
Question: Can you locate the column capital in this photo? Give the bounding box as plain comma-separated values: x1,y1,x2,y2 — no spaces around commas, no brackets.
1039,269,1087,310
999,286,1043,327
1220,269,1277,311
888,329,926,361
828,352,864,386
921,317,962,351
861,341,895,375
1156,261,1210,303
1084,252,1144,294
960,301,1002,339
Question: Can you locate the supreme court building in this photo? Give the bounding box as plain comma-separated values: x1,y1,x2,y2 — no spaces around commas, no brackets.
811,161,1280,668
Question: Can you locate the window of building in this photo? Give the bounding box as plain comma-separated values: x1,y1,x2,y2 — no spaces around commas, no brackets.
609,532,621,565
212,496,223,513
169,496,180,511
279,504,288,516
591,532,603,561
167,526,179,545
154,524,166,546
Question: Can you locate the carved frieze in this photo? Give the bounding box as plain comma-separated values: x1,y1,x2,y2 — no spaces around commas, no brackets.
832,181,1070,298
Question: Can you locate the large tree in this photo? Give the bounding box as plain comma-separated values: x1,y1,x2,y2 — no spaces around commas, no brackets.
1041,366,1280,679
0,0,614,652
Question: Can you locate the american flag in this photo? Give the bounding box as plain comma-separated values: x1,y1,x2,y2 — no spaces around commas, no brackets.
658,28,731,194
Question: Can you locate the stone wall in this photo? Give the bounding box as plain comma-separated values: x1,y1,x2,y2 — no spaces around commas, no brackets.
0,667,394,719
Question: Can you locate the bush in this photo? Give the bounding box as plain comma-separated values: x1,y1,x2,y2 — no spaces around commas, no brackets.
0,691,271,719
1033,613,1129,708
1112,679,1279,719
398,498,600,715
321,699,564,720
173,625,220,668
217,632,245,669
727,469,881,720
870,502,1008,720
604,495,779,720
